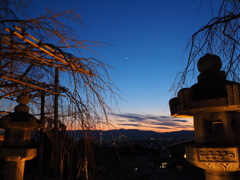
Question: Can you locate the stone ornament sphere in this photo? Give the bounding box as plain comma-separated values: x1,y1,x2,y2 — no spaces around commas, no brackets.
197,54,222,72
17,95,30,105
14,105,30,112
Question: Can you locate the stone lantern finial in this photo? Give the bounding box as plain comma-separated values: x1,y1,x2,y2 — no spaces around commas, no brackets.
14,95,30,113
196,54,226,84
197,54,222,73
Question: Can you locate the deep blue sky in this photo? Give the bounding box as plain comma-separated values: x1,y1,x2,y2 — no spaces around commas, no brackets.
29,0,222,132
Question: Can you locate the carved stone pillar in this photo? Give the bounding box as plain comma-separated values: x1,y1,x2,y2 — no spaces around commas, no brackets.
0,95,44,180
169,54,240,180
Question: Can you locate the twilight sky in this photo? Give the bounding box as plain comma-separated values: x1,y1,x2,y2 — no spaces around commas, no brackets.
29,0,222,132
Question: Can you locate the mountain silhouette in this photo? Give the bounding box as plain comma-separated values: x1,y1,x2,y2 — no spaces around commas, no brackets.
67,129,194,139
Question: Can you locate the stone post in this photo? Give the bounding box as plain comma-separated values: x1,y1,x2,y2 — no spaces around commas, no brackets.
0,95,44,180
169,54,240,180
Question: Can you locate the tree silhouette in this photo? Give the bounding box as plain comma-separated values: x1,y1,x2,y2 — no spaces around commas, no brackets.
0,0,119,179
174,0,240,93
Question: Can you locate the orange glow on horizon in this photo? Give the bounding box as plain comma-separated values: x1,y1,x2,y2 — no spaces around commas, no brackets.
64,114,194,133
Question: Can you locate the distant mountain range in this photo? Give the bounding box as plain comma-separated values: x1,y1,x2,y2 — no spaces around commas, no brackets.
67,129,194,139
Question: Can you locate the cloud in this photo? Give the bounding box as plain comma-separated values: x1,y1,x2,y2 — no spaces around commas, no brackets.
118,120,127,122
118,123,172,129
141,125,172,129
160,116,169,119
114,113,193,131
119,123,140,127
116,113,146,121
172,119,188,122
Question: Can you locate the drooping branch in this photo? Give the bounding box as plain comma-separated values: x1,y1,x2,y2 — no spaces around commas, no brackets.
173,0,240,94
0,1,120,178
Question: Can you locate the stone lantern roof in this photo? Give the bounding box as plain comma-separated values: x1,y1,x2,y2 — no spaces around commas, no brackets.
169,54,240,117
0,95,44,129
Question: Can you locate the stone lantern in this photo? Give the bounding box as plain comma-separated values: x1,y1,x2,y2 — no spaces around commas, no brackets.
169,54,240,180
0,95,44,180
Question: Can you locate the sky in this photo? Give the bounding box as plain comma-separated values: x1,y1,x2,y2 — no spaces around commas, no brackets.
28,0,223,133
